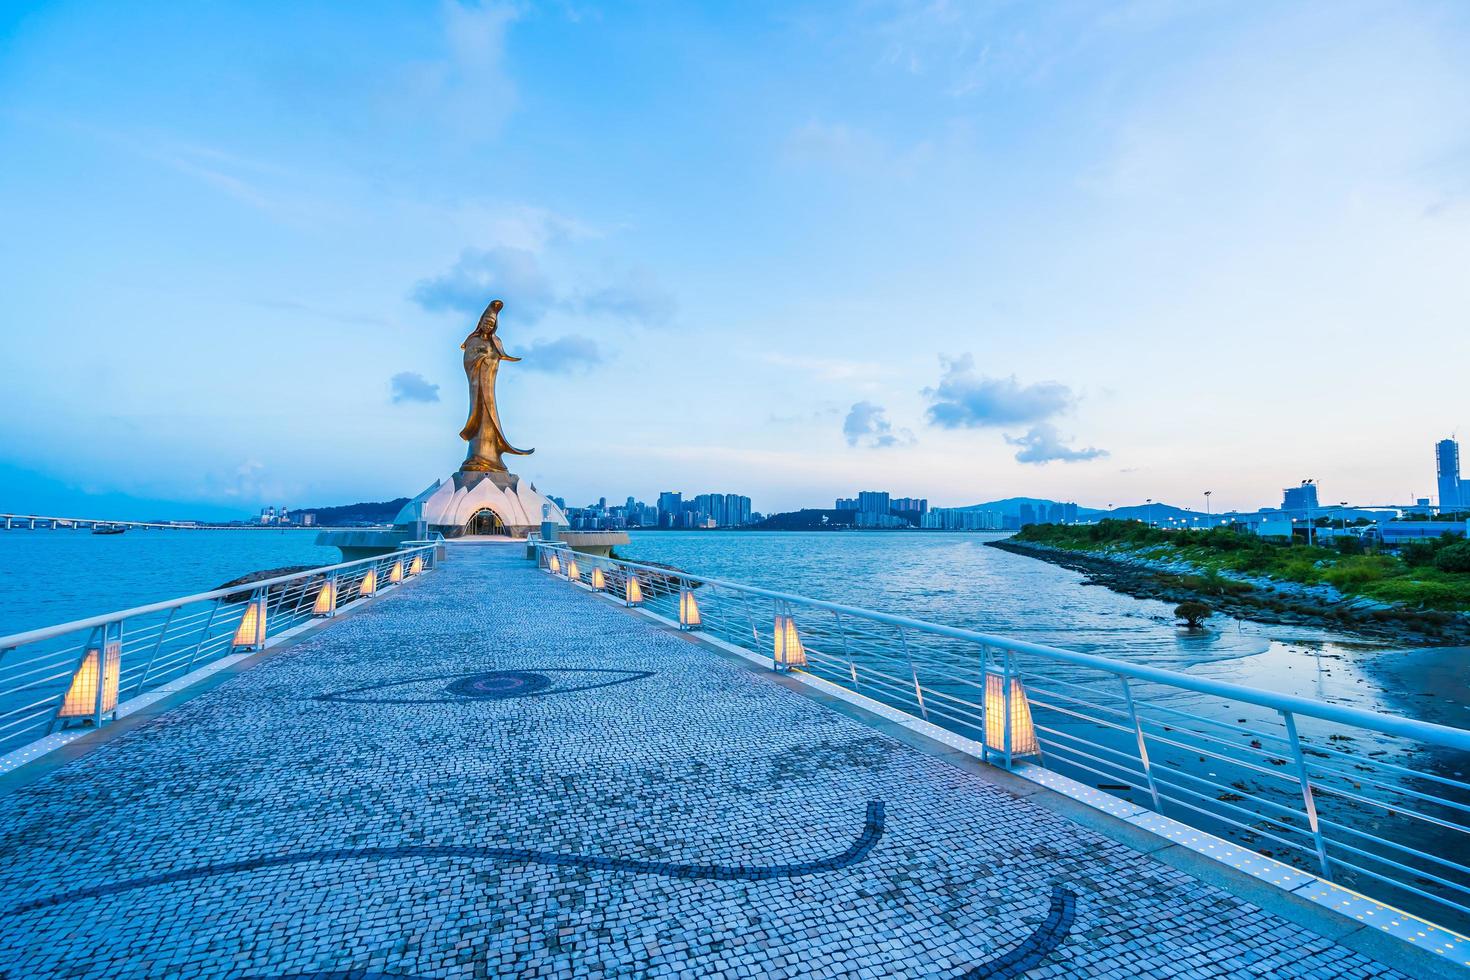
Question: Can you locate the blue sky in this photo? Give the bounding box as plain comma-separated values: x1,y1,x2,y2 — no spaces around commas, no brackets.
2,1,1468,519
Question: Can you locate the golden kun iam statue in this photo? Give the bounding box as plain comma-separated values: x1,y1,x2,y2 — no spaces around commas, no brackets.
459,299,533,473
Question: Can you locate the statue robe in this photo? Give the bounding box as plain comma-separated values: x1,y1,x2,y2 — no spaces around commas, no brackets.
460,329,531,472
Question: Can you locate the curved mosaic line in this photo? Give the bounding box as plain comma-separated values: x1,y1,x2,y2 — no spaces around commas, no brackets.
6,801,884,916
311,668,656,705
957,885,1077,980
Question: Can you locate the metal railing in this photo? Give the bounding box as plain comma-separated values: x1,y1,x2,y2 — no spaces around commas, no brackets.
0,543,441,756
531,540,1470,932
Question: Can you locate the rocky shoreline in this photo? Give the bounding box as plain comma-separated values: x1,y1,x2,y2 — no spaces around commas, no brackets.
987,539,1470,646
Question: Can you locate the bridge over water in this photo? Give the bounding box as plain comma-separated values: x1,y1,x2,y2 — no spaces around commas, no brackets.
0,544,1461,977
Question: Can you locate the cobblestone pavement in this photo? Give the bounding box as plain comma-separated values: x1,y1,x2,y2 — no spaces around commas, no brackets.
0,547,1410,978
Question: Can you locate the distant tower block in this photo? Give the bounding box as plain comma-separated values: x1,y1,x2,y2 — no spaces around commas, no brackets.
1437,438,1463,511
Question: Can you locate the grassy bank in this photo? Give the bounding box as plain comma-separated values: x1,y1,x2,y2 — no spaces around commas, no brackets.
1013,521,1470,612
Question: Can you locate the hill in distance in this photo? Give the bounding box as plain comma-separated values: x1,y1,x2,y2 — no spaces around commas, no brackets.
295,499,409,526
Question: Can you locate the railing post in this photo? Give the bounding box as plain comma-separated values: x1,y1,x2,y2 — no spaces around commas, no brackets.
974,645,988,764
897,625,927,722
1002,651,1014,768
1282,710,1333,881
93,621,120,727
1120,677,1161,810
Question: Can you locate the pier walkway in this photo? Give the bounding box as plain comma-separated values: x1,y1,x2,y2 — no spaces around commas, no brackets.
0,547,1420,978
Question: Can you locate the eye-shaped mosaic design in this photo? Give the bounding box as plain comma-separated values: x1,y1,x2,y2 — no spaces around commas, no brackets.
311,668,655,705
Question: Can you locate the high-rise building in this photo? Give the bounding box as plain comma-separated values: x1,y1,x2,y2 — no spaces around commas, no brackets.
891,497,929,514
1437,438,1463,512
1282,483,1319,516
657,491,682,527
921,508,1002,530
857,491,890,515
835,497,858,511
1018,503,1036,526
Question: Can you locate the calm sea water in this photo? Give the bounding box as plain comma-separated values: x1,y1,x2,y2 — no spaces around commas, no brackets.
623,530,1424,718
0,528,334,636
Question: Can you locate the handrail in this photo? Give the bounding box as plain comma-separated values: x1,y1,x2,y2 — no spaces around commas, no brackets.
531,542,1470,752
0,544,438,650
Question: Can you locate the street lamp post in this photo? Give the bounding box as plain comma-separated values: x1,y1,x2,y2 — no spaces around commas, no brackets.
1204,490,1212,519
1302,479,1316,547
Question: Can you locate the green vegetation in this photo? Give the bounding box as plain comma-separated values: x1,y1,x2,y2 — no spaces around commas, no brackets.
1014,520,1470,611
1174,601,1212,627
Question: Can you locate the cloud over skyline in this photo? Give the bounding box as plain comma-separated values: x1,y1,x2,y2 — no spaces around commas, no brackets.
844,401,913,449
1006,424,1109,465
924,356,1077,429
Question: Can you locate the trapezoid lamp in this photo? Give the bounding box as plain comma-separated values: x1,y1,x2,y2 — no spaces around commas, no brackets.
58,637,121,722
773,611,806,671
388,559,404,584
360,568,378,598
983,671,1039,764
312,578,337,617
592,567,606,591
624,574,643,606
408,555,424,576
232,596,268,649
548,553,562,576
566,559,581,583
679,588,701,630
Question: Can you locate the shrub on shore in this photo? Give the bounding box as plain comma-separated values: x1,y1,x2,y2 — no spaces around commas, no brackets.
1435,540,1470,574
1174,601,1212,627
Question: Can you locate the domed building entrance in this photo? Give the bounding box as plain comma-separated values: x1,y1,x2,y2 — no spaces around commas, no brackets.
466,508,508,536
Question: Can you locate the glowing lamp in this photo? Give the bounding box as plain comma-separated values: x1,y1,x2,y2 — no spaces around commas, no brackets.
389,560,404,583
360,568,378,597
312,579,337,616
549,554,562,575
983,672,1038,760
409,555,424,576
679,589,701,629
592,567,606,591
58,640,121,720
625,575,643,606
232,597,267,649
567,559,581,582
773,613,806,670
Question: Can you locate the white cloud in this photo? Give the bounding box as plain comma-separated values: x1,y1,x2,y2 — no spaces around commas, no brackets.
1006,423,1108,465
843,401,915,449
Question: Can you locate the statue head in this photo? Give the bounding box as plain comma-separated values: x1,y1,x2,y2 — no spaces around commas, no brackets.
477,299,504,337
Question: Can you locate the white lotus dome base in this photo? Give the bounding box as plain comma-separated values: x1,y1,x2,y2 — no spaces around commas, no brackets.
394,470,568,539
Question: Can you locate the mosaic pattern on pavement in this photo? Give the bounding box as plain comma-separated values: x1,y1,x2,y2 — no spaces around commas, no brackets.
0,547,1411,978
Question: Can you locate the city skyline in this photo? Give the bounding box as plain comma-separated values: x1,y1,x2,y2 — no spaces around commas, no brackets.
2,3,1468,518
